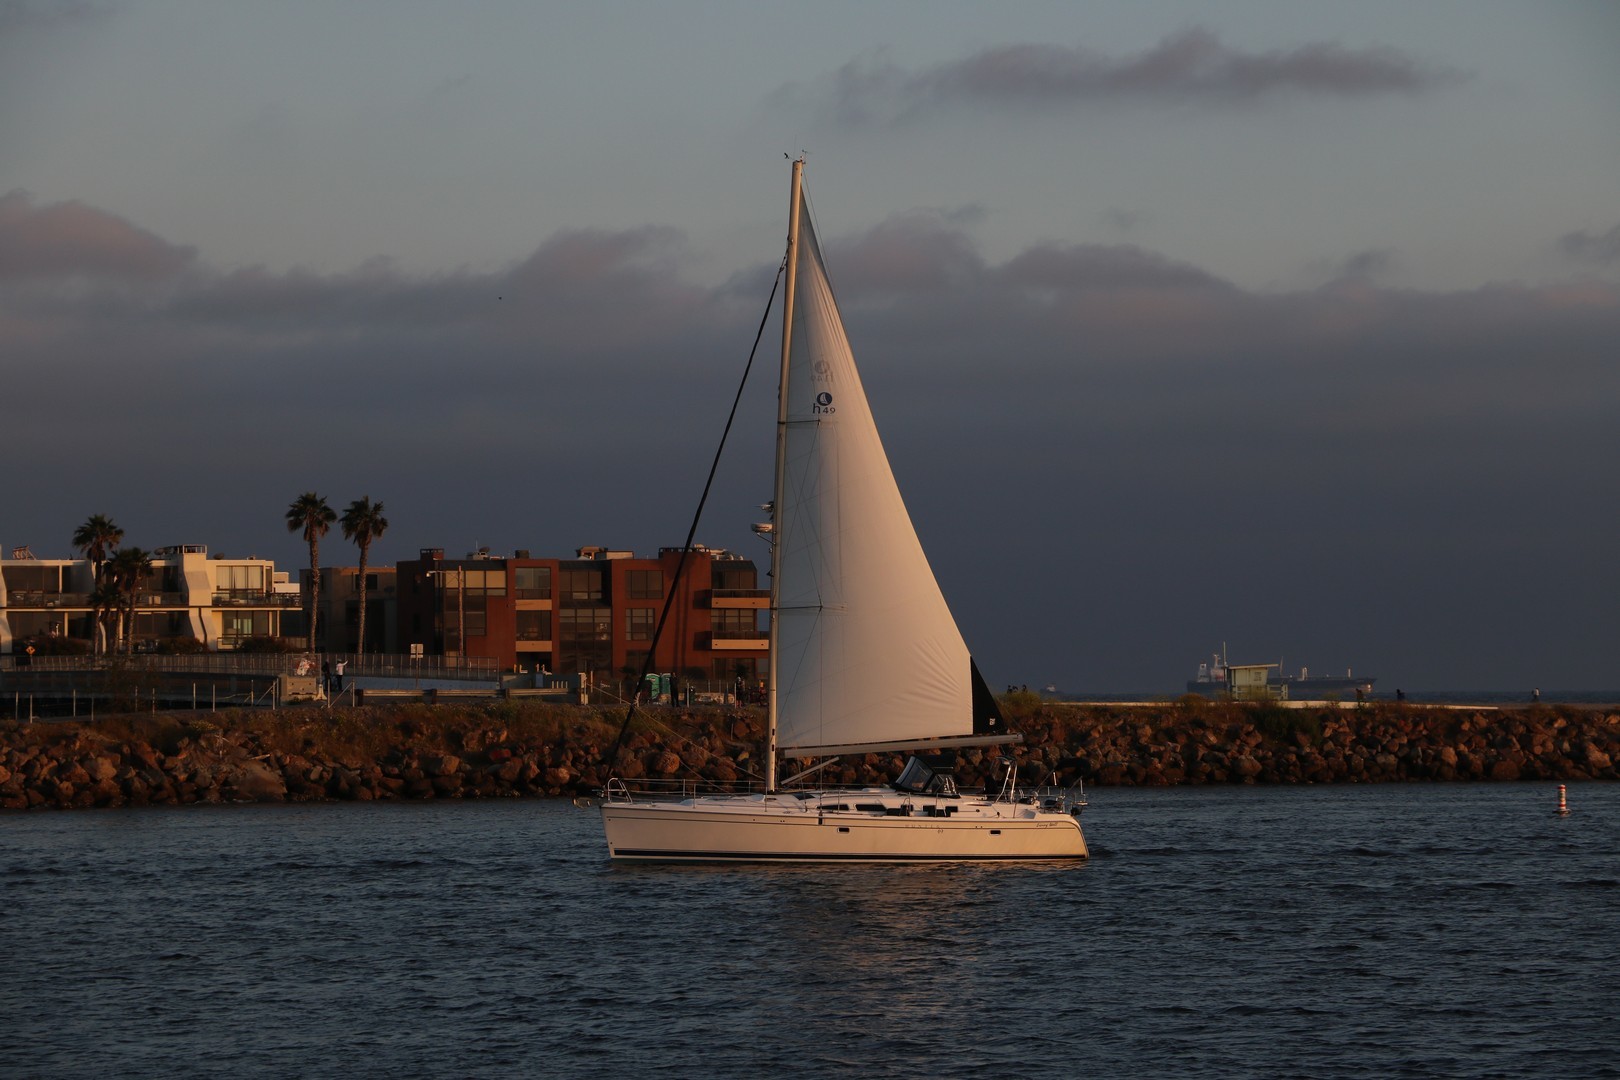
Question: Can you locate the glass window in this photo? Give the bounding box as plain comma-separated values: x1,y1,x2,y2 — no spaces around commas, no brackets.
626,608,655,641
626,570,663,600
515,566,551,599
6,565,61,592
217,564,266,593
713,610,761,637
712,565,757,591
516,610,550,641
558,608,611,675
559,568,603,604
559,608,610,642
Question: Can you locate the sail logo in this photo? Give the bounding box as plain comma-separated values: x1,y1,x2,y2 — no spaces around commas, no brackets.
813,391,836,414
812,359,833,382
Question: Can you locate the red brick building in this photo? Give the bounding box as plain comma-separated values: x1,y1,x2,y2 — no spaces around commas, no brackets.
395,545,767,695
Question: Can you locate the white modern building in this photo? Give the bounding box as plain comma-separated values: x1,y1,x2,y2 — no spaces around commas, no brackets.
0,544,302,654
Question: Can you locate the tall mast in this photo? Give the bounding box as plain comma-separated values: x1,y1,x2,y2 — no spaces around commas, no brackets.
766,157,803,794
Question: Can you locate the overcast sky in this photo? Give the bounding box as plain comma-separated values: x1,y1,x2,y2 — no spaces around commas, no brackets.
3,0,1618,692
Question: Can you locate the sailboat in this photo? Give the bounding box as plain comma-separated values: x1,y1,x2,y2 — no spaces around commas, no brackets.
598,160,1088,861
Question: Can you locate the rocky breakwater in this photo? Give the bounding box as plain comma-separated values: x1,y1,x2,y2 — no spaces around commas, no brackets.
1009,702,1620,786
0,704,762,810
1,701,1616,811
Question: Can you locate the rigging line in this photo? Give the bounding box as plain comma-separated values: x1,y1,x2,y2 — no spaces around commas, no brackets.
628,708,768,785
600,247,790,777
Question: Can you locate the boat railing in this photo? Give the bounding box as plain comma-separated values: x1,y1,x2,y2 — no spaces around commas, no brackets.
600,776,765,802
599,774,1088,815
1018,779,1087,817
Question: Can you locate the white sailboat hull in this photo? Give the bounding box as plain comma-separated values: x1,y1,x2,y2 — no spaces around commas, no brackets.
601,792,1087,862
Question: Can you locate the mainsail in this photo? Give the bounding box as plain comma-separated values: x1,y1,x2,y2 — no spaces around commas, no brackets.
773,196,1006,759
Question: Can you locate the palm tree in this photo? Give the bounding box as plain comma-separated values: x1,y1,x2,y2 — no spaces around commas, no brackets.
285,492,336,652
106,546,152,654
340,496,389,657
88,579,122,657
72,514,123,654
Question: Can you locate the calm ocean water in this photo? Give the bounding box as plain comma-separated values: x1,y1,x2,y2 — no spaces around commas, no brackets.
4,785,1617,1079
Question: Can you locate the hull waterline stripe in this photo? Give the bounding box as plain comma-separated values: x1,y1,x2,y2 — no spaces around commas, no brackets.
610,849,1088,862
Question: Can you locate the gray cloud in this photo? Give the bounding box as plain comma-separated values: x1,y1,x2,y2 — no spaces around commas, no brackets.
1309,248,1399,284
814,210,988,295
0,190,195,280
1000,241,1231,293
0,0,111,36
1101,208,1146,234
3,201,1613,690
1559,223,1620,265
789,28,1465,125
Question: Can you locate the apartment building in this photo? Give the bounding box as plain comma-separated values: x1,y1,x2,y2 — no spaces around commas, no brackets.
305,566,399,655
395,545,768,692
0,544,301,654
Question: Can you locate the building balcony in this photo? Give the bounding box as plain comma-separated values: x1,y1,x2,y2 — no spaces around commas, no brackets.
710,630,768,650
711,588,769,609
213,592,304,608
2,592,91,608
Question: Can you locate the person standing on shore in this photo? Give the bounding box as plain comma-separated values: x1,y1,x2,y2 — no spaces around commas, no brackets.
335,659,347,693
321,659,331,695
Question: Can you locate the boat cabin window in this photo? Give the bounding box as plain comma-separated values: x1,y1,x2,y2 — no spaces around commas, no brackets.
890,755,959,796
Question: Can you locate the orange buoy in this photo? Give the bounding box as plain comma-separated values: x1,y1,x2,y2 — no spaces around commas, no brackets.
1556,784,1570,816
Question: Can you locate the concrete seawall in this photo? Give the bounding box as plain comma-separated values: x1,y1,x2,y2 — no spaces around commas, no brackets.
1,701,1615,810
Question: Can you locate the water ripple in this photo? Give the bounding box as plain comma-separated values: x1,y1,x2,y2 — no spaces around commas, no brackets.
4,786,1619,1078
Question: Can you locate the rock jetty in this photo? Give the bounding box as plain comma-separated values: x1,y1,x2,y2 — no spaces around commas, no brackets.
0,700,1615,811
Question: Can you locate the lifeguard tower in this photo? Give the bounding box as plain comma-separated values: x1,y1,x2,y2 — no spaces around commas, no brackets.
1228,663,1282,701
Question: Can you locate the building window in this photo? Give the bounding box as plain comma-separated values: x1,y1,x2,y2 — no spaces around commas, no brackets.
626,569,663,600
713,610,761,638
515,566,551,599
461,569,506,597
559,568,603,604
712,565,757,591
626,608,655,641
221,610,274,647
516,610,551,642
558,606,611,675
5,565,63,593
216,564,266,594
559,608,609,641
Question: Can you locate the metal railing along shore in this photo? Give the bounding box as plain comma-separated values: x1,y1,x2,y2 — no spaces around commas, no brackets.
0,652,503,681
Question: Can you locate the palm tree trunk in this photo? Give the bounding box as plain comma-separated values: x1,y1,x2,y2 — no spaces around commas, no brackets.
308,537,321,652
355,540,370,657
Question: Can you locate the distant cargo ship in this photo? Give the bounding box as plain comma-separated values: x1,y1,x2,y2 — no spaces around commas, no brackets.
1187,652,1376,699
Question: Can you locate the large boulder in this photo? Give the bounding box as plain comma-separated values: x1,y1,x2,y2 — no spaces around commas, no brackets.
220,760,287,803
